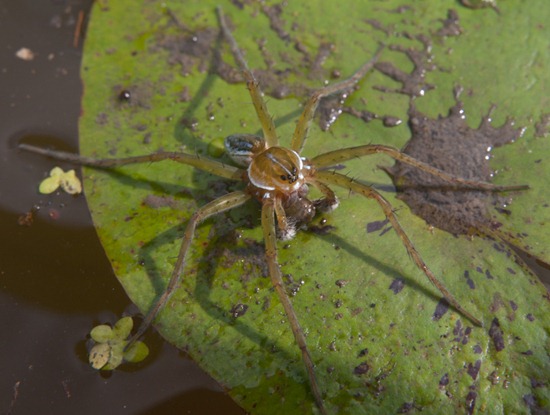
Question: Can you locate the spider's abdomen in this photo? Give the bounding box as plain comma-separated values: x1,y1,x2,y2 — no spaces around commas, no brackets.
248,146,306,193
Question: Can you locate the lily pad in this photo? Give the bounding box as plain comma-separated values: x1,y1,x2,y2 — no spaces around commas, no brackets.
79,1,549,414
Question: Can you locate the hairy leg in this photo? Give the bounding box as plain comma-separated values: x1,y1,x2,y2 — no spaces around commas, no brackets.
312,144,528,192
316,170,483,327
128,191,251,344
261,198,328,415
291,46,384,154
217,7,279,148
19,143,245,181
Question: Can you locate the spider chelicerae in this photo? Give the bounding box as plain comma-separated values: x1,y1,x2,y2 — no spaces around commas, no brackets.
20,7,528,414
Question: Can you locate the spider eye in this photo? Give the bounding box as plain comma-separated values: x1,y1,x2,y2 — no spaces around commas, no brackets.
280,175,287,181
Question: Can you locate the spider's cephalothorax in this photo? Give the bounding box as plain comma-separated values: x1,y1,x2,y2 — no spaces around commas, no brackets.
226,133,318,240
19,7,529,414
226,134,306,192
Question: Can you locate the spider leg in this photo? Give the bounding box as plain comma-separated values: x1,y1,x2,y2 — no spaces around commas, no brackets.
217,7,278,148
291,45,384,154
312,144,529,192
273,196,298,240
19,143,244,181
309,179,340,213
128,191,251,345
315,170,483,327
261,198,327,415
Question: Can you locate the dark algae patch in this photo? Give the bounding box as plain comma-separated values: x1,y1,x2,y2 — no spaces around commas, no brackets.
373,34,435,98
386,88,525,235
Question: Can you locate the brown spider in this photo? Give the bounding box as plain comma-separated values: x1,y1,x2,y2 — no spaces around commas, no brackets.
20,7,528,414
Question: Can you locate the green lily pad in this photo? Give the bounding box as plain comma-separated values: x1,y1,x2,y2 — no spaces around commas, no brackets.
79,1,549,414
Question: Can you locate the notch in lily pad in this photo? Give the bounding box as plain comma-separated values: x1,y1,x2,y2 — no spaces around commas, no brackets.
39,166,82,195
88,316,149,370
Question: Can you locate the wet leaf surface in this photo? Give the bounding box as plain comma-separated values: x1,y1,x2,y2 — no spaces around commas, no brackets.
80,1,549,413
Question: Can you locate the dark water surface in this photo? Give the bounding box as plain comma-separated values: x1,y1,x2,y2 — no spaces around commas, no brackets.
1,2,243,414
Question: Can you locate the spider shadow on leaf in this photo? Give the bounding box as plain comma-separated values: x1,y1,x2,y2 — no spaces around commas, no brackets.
135,207,313,378
89,167,199,197
314,230,454,315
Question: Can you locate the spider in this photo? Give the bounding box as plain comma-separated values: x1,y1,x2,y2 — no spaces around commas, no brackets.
20,7,528,414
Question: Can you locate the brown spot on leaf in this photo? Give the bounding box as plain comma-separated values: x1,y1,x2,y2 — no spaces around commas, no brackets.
463,270,475,289
432,299,449,321
460,0,501,13
439,373,449,388
112,83,154,109
230,303,249,318
389,278,404,294
155,27,219,76
118,89,132,102
488,370,500,385
335,279,349,288
452,319,471,345
534,112,550,137
489,317,505,351
385,90,524,235
382,115,403,127
397,402,418,413
465,389,477,415
143,194,181,209
467,360,481,380
261,3,291,43
353,361,370,375
435,9,462,37
374,34,435,97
